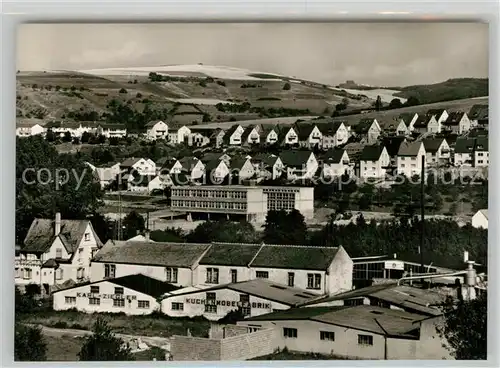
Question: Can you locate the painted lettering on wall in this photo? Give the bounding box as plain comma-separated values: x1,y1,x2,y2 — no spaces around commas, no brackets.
76,292,137,300
184,299,271,309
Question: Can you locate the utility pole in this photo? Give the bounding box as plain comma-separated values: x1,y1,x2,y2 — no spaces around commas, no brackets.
420,155,425,279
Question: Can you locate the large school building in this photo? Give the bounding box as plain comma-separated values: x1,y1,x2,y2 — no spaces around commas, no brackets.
170,185,314,222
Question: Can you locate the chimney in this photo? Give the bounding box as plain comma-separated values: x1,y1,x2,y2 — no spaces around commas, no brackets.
55,212,61,236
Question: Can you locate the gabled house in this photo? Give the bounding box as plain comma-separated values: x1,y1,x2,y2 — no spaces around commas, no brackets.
359,145,390,179
229,157,255,181
471,209,488,229
260,125,279,145
468,104,489,128
453,138,475,166
240,125,261,146
158,158,183,175
318,120,350,149
179,157,205,181
321,149,352,178
280,150,318,180
443,112,471,135
412,115,439,134
200,152,231,165
168,125,191,145
96,123,127,138
251,153,284,180
15,213,103,289
352,118,381,144
422,138,450,165
394,119,410,136
126,173,157,192
473,137,489,167
426,109,449,126
294,123,323,149
16,120,47,137
120,157,156,176
398,113,419,132
396,141,426,178
223,124,245,146
145,120,169,140
279,126,299,146
204,159,231,184
188,127,213,147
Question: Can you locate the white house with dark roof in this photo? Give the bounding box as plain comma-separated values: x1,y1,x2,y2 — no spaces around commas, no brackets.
396,141,426,178
352,119,381,144
471,209,488,229
161,279,320,321
279,150,318,180
168,125,191,145
443,112,471,135
15,213,103,289
120,157,156,176
53,274,180,315
359,145,390,179
90,240,212,287
145,120,169,140
223,125,245,146
237,305,452,360
413,115,439,134
240,125,261,146
229,157,255,181
398,113,419,132
422,138,450,165
426,109,449,126
279,126,299,146
321,149,352,178
251,153,284,180
294,123,323,149
316,120,349,149
260,125,279,145
178,157,205,180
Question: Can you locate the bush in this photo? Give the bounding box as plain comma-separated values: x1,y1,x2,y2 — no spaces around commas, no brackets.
216,80,226,87
136,92,142,98
282,82,291,90
119,88,128,94
53,321,68,328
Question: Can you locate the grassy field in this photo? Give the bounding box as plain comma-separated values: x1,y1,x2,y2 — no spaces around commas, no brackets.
18,309,211,338
16,70,374,121
43,331,166,361
251,349,352,360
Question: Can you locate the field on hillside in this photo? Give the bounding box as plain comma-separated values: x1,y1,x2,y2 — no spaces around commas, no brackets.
16,69,374,121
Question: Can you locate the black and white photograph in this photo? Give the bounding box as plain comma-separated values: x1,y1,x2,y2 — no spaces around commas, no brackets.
14,22,488,361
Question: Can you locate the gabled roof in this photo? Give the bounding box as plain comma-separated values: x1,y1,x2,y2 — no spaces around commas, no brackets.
23,218,103,254
120,157,143,167
204,159,227,172
398,113,417,123
145,120,166,128
98,123,127,130
294,123,316,141
93,240,211,268
381,137,406,157
251,153,280,167
426,108,446,117
360,145,385,161
478,209,488,219
474,136,488,151
240,125,258,142
260,124,278,136
443,112,466,126
54,274,181,298
200,152,230,163
17,120,46,128
279,150,313,168
200,243,262,266
316,120,346,136
397,141,422,157
322,149,346,164
468,104,488,120
454,138,476,154
245,305,425,338
225,124,241,138
353,119,376,134
301,283,447,316
160,158,180,171
230,157,251,171
249,244,340,271
413,116,432,128
179,157,201,171
423,138,446,153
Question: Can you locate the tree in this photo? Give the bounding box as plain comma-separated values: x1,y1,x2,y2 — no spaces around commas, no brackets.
150,228,185,243
45,129,56,142
405,96,420,107
81,131,92,143
389,98,403,109
187,220,258,244
437,293,487,359
72,137,81,145
283,82,291,91
63,131,72,142
15,324,47,361
374,95,383,111
89,213,114,243
78,317,134,361
16,137,104,242
122,211,146,240
119,88,128,94
263,209,307,245
202,113,211,123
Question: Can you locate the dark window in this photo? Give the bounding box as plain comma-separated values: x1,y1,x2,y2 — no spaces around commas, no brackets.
206,268,219,284
344,298,364,307
171,302,184,311
288,272,295,287
89,298,100,305
205,292,217,313
230,269,238,283
256,271,269,279
90,286,99,294
104,264,116,278
114,287,124,295
138,300,150,309
166,267,178,283
283,328,298,338
240,294,251,316
320,331,335,341
358,334,373,346
307,273,322,289
113,299,125,307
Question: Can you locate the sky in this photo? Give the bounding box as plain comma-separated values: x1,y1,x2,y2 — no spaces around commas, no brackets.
17,22,489,86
